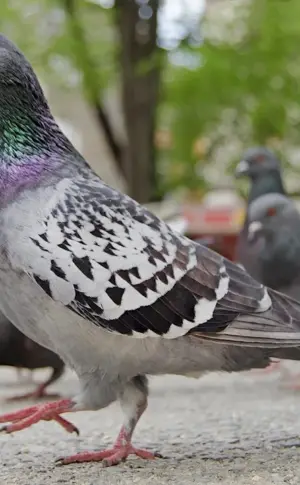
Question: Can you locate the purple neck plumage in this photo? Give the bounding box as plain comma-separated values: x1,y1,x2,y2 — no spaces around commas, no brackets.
0,112,83,207
0,37,88,207
0,155,60,207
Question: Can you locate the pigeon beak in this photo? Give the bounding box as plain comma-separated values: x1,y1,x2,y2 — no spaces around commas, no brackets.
248,221,263,242
235,160,250,178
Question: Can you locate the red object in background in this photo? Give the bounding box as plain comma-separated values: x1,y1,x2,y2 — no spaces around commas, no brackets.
203,210,232,224
188,232,237,261
183,203,244,262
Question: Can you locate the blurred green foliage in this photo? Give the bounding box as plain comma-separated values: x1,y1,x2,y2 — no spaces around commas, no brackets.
161,0,300,194
2,0,300,197
1,0,115,99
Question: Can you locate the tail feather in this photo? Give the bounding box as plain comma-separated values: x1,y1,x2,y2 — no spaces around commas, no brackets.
193,288,300,348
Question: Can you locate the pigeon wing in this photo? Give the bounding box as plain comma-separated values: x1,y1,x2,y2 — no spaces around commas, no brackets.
22,177,300,344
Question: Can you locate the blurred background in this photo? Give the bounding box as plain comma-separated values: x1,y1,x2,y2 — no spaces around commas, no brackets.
3,0,300,257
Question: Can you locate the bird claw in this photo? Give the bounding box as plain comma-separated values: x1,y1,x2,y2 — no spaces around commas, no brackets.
153,451,164,459
54,457,66,466
52,415,79,435
0,398,76,434
54,445,161,467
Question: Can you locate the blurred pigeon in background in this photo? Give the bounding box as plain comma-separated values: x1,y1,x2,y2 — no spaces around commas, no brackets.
0,312,65,401
3,35,300,467
248,193,300,298
235,147,286,280
247,193,300,384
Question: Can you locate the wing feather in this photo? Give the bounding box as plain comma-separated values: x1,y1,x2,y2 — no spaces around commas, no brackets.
21,175,300,344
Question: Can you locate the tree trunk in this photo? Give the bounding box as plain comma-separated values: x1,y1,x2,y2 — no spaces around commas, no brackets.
115,0,162,203
63,0,124,174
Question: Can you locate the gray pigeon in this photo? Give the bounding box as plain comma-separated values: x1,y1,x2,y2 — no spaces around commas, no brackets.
0,311,65,401
235,147,286,280
2,36,300,467
247,193,300,298
246,193,300,378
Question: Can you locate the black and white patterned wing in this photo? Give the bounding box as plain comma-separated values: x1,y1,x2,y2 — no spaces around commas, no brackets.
26,177,274,340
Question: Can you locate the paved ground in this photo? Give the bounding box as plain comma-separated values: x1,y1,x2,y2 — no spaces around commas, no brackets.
1,364,300,485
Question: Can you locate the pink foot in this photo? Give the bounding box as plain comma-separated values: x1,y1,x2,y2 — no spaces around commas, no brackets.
56,445,160,467
0,398,78,435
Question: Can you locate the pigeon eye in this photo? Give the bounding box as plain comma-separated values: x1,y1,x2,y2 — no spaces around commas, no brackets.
267,207,276,217
256,155,265,163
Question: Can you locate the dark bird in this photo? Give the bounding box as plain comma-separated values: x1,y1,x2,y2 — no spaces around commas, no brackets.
247,193,300,298
247,193,300,382
235,147,286,280
2,36,300,467
0,311,65,401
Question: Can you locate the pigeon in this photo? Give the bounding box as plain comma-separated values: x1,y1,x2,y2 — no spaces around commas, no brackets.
2,36,300,468
247,193,300,298
247,193,300,382
0,311,65,401
235,147,286,280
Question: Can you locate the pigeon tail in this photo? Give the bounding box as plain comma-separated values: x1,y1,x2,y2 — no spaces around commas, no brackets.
193,288,300,348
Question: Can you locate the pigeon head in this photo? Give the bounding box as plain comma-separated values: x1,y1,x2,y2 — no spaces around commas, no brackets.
0,35,77,159
0,35,81,206
235,147,281,180
0,35,48,109
247,193,297,242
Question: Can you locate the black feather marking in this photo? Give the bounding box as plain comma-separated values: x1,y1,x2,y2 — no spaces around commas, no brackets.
116,269,132,284
86,295,104,314
39,233,48,242
137,298,183,330
58,239,70,251
129,267,141,279
73,230,83,241
113,239,125,248
144,275,158,293
33,275,52,297
50,260,67,280
30,238,50,252
143,236,153,246
109,274,117,285
164,264,175,279
104,242,116,256
148,255,157,267
106,286,125,305
73,255,94,280
133,282,148,297
73,220,82,229
91,227,105,238
111,215,121,225
150,248,167,263
105,227,116,237
104,318,133,336
162,281,197,322
156,270,168,285
98,261,109,270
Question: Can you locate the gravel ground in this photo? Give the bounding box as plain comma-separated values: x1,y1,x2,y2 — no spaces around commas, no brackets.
1,364,300,485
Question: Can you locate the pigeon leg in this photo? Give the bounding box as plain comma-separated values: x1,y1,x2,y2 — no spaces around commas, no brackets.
56,376,160,467
0,398,79,434
7,366,64,402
